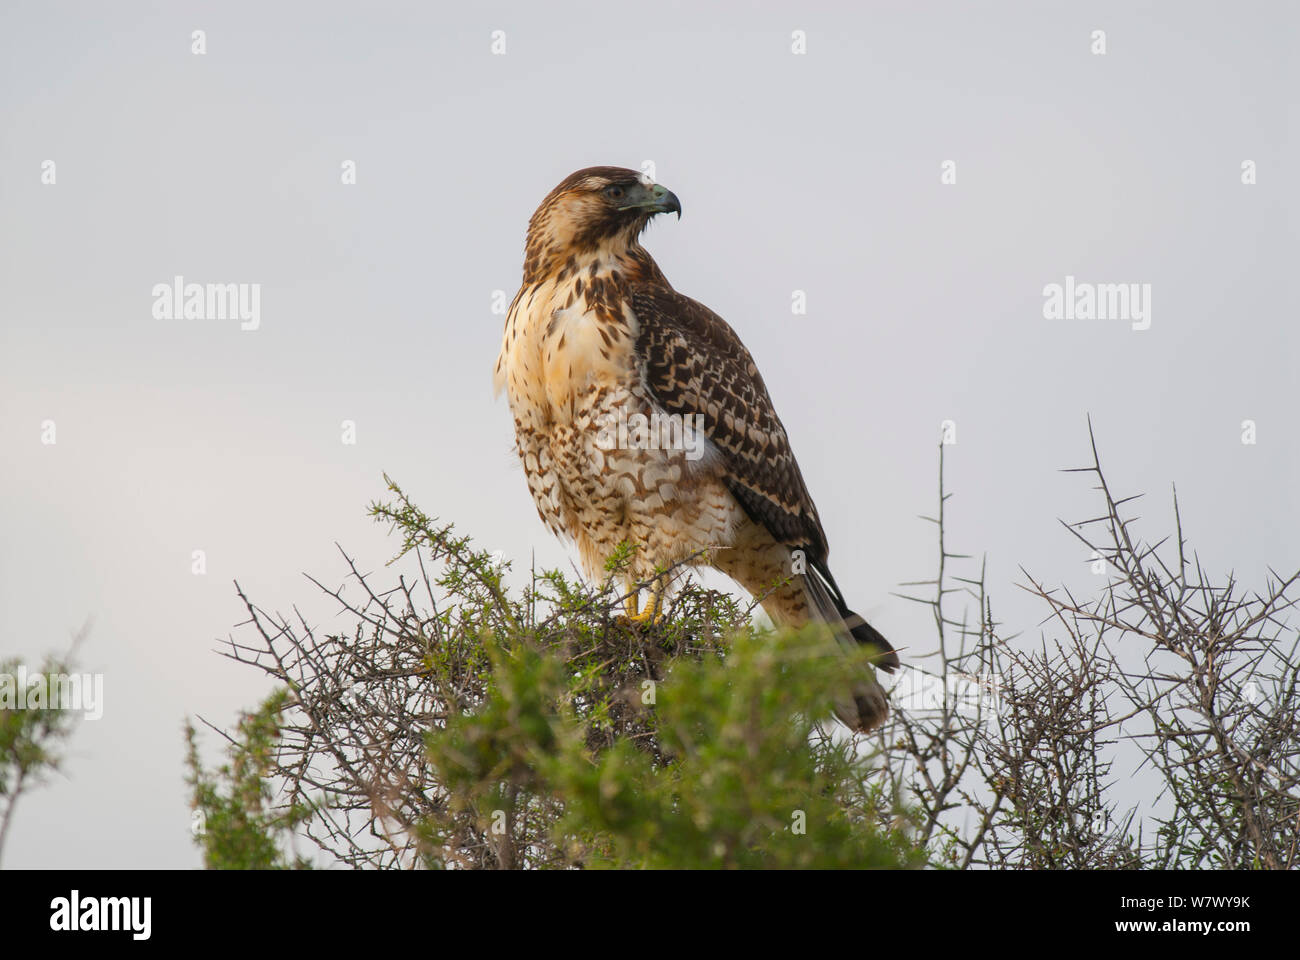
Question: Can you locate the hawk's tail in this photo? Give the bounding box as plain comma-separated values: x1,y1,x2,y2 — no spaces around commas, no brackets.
801,564,899,734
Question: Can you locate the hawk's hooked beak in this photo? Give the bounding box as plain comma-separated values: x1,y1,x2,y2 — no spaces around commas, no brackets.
619,181,682,219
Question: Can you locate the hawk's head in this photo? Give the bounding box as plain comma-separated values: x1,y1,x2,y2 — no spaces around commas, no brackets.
523,166,680,280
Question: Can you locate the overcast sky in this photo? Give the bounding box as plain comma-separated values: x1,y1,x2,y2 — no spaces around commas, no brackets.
1,0,1296,867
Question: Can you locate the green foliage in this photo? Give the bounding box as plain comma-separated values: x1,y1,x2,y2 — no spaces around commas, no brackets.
184,688,310,870
202,456,1300,870
427,630,920,868
0,656,79,796
200,475,921,869
0,654,82,866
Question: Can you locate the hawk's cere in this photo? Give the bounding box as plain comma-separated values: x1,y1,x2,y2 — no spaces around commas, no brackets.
494,166,899,732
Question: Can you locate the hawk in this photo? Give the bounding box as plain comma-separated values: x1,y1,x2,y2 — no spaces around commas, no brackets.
494,166,899,732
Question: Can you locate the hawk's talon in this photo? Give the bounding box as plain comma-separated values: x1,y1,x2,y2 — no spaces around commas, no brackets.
617,583,663,628
624,606,662,627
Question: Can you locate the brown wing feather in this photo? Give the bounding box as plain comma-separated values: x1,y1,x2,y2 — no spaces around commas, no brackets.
631,283,898,673
630,284,829,561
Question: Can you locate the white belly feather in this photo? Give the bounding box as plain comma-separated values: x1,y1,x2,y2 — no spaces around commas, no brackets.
496,274,741,583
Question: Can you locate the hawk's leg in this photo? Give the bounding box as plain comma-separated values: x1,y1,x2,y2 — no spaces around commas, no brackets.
623,575,665,626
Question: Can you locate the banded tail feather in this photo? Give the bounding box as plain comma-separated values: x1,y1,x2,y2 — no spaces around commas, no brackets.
802,561,899,733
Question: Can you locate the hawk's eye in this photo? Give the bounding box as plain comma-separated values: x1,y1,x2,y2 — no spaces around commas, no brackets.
604,184,625,201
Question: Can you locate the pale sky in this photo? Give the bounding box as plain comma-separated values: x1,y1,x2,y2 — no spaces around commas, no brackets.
1,0,1295,867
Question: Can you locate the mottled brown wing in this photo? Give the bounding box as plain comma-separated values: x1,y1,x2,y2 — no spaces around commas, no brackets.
630,284,830,561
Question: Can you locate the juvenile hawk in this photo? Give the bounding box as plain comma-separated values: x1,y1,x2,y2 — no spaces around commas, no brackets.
494,166,898,732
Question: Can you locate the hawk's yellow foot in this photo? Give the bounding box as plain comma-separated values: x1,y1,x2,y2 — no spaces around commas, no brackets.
624,605,662,627
619,582,664,627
